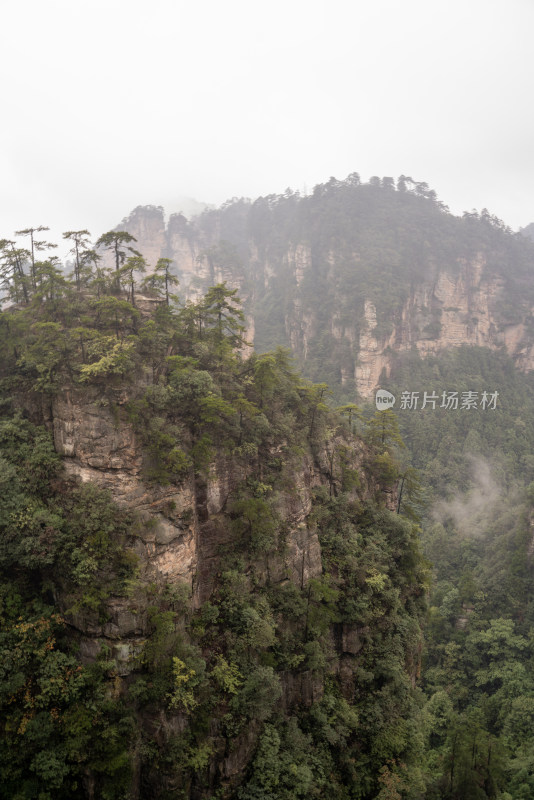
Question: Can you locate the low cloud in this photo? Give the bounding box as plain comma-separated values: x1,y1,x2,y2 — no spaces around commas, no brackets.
432,455,502,537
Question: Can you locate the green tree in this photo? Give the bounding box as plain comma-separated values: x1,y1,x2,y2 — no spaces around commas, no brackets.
203,281,246,346
149,257,179,306
95,230,137,292
0,239,30,304
299,381,331,438
15,226,57,290
337,402,363,433
119,252,147,308
365,410,405,450
80,248,107,294
62,229,91,290
34,258,69,305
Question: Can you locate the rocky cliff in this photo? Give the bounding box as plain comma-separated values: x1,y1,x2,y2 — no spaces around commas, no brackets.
0,223,428,798
48,380,379,668
20,373,417,797
353,257,534,395
108,183,534,399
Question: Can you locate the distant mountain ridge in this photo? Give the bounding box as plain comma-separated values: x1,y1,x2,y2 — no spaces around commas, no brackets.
109,176,534,399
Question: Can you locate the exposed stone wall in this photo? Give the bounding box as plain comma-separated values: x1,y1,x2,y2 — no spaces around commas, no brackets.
47,382,373,680
353,256,534,396
103,207,534,398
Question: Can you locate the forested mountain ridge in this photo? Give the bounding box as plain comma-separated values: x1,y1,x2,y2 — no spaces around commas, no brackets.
98,177,534,798
3,176,534,799
0,270,427,798
109,177,534,399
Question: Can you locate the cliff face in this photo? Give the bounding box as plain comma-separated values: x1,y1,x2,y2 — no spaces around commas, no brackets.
116,207,207,299
42,379,406,794
109,206,254,339
48,382,373,679
353,256,534,396
111,205,534,398
1,239,428,798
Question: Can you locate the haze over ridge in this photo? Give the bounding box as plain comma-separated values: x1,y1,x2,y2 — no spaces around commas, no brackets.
2,0,534,242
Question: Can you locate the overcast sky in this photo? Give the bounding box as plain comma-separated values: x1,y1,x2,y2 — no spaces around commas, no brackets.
2,0,534,249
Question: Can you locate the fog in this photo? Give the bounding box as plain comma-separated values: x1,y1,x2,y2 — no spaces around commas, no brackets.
433,455,504,538
2,0,534,241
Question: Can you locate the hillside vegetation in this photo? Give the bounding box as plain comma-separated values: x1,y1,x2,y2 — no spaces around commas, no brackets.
0,247,427,799
2,178,534,799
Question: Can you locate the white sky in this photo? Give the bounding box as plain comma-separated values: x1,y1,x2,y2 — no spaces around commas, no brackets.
2,0,534,247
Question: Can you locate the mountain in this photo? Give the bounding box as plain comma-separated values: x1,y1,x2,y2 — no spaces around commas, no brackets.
108,177,534,399
0,280,426,798
520,221,534,242
95,177,534,798
3,175,534,798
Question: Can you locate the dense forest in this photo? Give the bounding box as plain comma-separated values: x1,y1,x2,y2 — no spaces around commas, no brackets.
2,176,534,799
0,239,427,798
381,347,534,798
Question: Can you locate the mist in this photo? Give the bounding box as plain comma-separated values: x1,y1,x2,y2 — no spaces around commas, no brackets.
2,0,534,240
432,455,506,538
